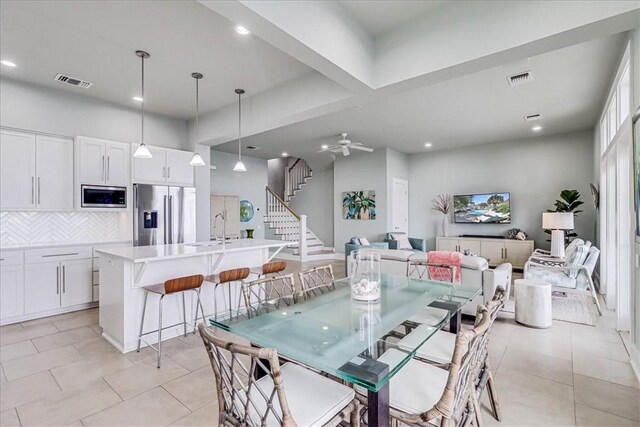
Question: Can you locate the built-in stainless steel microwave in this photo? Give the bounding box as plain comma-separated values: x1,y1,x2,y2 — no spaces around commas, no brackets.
81,185,127,208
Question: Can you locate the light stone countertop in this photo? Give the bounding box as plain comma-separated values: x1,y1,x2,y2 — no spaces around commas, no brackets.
95,239,291,263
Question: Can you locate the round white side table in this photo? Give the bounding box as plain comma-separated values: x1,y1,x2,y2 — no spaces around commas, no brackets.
514,278,552,328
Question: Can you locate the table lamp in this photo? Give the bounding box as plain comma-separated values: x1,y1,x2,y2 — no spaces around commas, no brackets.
542,212,574,258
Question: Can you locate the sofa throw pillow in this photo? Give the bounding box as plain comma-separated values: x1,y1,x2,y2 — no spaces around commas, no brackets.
565,243,589,279
359,237,370,246
391,233,412,250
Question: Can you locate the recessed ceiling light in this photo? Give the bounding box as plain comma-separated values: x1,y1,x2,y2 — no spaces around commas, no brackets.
532,126,542,132
282,152,288,157
133,96,143,102
1,60,16,67
321,144,328,149
235,26,250,35
424,142,433,148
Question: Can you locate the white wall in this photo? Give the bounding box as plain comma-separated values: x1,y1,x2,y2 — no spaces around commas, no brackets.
0,78,187,149
290,168,334,247
210,150,267,238
333,149,388,252
267,158,287,198
408,131,596,250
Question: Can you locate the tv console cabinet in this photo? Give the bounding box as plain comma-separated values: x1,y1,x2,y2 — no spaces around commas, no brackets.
436,236,534,269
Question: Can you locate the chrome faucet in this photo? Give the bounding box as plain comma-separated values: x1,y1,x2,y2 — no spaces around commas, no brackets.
214,212,226,243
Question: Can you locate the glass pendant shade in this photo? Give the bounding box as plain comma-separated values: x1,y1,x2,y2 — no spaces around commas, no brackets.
233,160,247,172
189,152,206,166
133,142,152,159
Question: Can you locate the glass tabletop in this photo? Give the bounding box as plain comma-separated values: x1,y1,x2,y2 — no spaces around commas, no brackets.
209,274,481,392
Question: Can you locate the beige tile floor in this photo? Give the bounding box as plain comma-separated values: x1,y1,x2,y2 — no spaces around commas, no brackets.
0,259,638,426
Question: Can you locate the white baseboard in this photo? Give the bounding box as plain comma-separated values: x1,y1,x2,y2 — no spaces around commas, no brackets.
0,302,98,326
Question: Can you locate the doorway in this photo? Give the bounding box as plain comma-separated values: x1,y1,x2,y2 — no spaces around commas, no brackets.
392,178,409,233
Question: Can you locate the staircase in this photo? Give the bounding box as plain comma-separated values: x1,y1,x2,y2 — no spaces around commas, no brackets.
284,158,312,203
265,186,335,261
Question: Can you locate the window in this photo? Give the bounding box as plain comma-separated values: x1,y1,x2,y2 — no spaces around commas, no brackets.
608,93,617,143
618,63,630,126
600,116,608,152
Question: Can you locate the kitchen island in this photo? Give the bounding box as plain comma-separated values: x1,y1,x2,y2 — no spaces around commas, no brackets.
95,239,289,353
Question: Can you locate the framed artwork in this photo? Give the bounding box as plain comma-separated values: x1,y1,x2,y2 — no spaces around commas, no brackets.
633,107,640,237
342,191,376,220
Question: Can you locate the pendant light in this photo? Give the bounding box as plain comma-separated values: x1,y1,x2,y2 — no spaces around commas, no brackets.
189,72,206,166
233,88,247,172
133,50,152,158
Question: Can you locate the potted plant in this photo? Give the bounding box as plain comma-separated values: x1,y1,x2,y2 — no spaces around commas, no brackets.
546,189,584,242
432,194,452,237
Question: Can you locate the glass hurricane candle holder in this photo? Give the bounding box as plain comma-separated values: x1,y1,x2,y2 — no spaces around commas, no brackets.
350,251,381,302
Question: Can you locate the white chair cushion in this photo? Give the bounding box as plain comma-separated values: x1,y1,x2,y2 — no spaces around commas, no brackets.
391,233,413,250
397,327,458,364
460,255,488,270
525,266,577,289
361,248,414,262
365,349,449,416
407,306,449,326
250,362,355,426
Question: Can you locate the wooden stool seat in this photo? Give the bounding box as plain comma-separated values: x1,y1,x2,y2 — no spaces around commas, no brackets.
250,261,287,277
205,267,251,322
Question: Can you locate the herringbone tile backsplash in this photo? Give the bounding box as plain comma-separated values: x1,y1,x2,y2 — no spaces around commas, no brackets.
0,211,122,245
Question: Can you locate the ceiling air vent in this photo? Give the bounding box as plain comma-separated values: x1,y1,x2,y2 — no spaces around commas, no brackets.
524,113,543,122
506,71,533,87
53,73,93,89
245,146,261,151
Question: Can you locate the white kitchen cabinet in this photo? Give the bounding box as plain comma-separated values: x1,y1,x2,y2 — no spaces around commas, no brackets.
0,129,36,209
211,195,240,238
0,129,73,210
60,259,93,307
105,141,129,186
166,149,195,186
133,145,194,186
24,261,61,314
0,264,24,319
78,137,130,186
36,135,74,210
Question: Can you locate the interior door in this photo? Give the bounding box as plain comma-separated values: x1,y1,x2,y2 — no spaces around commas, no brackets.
480,241,505,266
392,178,409,233
24,261,60,313
0,129,36,209
60,259,93,307
78,137,106,184
210,195,225,238
36,135,74,209
224,196,241,238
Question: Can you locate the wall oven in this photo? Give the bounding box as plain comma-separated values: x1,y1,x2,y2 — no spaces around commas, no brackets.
81,185,127,208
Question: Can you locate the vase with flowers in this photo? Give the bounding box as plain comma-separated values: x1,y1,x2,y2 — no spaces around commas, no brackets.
432,194,452,237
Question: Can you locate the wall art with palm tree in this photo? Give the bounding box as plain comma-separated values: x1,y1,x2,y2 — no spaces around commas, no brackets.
342,191,376,220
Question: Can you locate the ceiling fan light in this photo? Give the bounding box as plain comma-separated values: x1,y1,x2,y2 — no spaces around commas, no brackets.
189,152,206,166
233,160,247,172
133,143,152,159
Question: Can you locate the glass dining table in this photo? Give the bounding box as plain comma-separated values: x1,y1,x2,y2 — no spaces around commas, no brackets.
209,273,481,426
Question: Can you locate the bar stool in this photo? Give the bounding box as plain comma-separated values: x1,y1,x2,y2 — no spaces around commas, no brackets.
250,260,287,279
205,268,250,321
137,274,206,368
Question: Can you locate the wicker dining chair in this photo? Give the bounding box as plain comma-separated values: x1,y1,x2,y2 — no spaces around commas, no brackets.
298,265,335,299
242,274,298,319
356,305,493,427
198,324,360,427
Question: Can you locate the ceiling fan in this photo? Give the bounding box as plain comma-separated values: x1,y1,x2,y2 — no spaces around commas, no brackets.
318,133,374,156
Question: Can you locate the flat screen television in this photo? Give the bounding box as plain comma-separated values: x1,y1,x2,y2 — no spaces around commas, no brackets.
453,192,511,224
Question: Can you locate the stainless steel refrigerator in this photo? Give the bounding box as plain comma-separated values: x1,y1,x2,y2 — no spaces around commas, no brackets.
133,184,196,246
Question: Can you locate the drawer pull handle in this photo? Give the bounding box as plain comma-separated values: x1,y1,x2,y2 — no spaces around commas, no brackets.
56,266,60,294
62,265,66,293
42,252,79,257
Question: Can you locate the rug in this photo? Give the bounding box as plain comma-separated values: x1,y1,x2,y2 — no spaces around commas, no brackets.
503,291,596,326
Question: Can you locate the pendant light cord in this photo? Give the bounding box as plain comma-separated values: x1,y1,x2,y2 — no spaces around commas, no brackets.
238,91,242,162
195,78,199,143
140,53,145,145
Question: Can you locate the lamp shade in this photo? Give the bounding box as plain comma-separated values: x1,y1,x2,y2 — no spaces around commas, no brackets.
542,212,574,230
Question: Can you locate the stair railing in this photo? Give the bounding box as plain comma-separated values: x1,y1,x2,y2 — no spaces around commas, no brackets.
266,186,308,260
284,158,312,202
